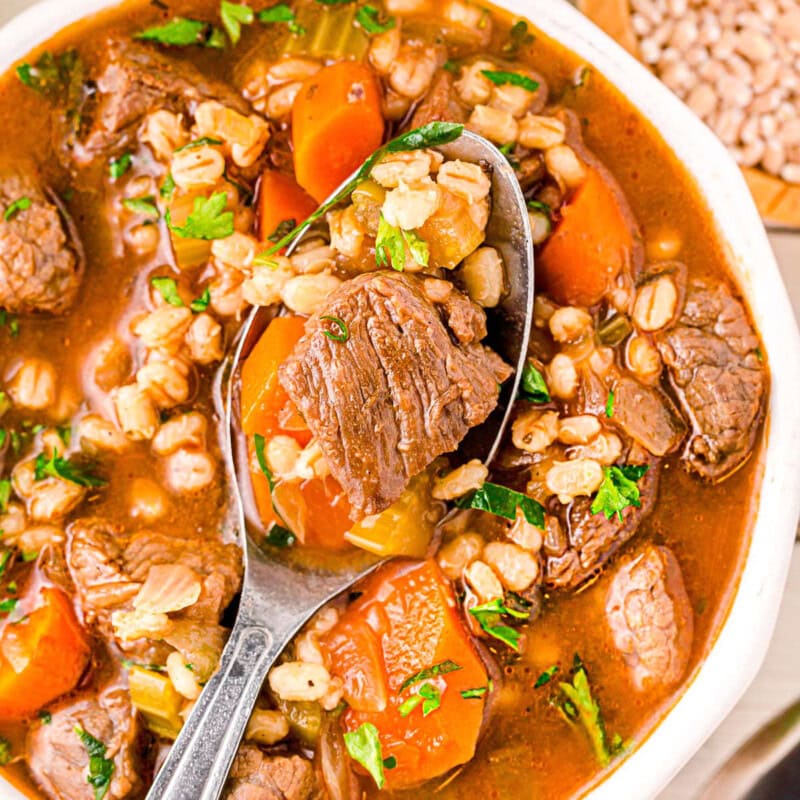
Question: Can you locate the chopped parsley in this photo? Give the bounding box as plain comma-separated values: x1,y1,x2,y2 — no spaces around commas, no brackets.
456,482,545,529
461,686,489,699
556,656,623,767
253,434,293,537
383,755,397,770
257,3,305,35
355,5,396,34
253,252,279,268
109,153,132,181
0,598,18,614
527,199,551,217
605,390,615,419
190,287,211,313
0,737,10,766
498,141,519,168
174,136,224,153
74,726,115,800
4,197,32,222
320,316,350,343
120,658,166,673
122,196,159,219
503,19,535,58
590,465,649,521
267,218,297,243
375,215,429,271
221,1,254,44
34,451,107,488
0,479,10,513
0,552,11,579
535,665,559,688
399,660,461,693
160,174,177,200
520,361,550,403
266,525,296,548
151,276,184,307
481,70,539,92
38,710,53,725
16,49,82,98
135,17,224,48
469,598,529,651
398,682,440,718
167,192,234,240
343,722,387,789
443,59,460,74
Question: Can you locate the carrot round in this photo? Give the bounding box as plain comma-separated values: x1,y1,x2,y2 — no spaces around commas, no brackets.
257,169,318,244
538,167,635,307
0,586,90,719
292,61,385,203
321,560,488,789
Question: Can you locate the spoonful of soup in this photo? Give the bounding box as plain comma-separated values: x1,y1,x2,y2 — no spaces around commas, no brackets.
146,123,534,800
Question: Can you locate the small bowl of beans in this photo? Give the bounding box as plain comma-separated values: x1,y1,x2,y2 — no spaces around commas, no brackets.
579,0,800,225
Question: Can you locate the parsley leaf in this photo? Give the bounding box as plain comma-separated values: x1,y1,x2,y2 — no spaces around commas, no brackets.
520,361,550,403
4,197,32,222
136,17,219,47
0,737,10,766
38,710,53,725
481,70,539,92
469,598,529,651
461,686,489,699
253,434,294,537
320,316,349,343
356,5,396,34
221,1,254,44
344,722,387,789
535,665,559,688
74,726,115,800
190,287,211,313
109,153,132,181
375,215,429,271
0,552,11,579
0,598,18,614
151,277,185,307
258,3,304,34
527,199,551,216
268,218,296,243
167,192,234,240
122,196,159,219
399,660,461,693
266,524,296,548
456,482,544,528
605,390,615,418
174,137,224,153
503,19,535,58
0,479,10,514
16,50,82,98
399,682,440,717
160,174,177,201
590,465,649,521
34,452,107,488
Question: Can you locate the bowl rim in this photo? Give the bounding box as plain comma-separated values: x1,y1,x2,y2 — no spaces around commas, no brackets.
1,1,800,799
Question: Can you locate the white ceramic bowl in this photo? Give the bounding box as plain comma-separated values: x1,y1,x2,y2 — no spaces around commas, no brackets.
1,1,799,798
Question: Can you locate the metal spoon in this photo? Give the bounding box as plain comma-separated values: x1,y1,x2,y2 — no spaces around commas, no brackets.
146,130,534,800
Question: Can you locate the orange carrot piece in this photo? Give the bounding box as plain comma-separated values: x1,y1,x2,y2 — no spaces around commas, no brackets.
257,169,318,244
538,167,635,307
321,560,488,789
292,61,385,203
0,586,90,719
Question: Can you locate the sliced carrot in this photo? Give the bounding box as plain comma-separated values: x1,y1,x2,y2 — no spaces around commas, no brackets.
321,560,488,789
292,61,385,203
257,169,318,244
538,167,635,307
0,586,90,719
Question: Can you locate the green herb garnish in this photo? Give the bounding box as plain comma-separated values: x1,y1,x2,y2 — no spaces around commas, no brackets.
481,70,539,92
321,316,350,343
109,153,132,181
4,197,32,222
151,277,184,307
535,665,559,688
375,215,429,271
0,552,11,579
122,196,159,219
461,686,489,699
265,122,463,255
399,682,440,718
167,192,234,240
0,598,18,614
383,755,397,769
254,434,294,537
399,660,461,693
120,658,166,673
38,710,52,725
456,482,545,528
605,390,615,419
527,199,551,217
174,136,224,153
520,361,550,403
257,3,305,34
590,465,649,521
160,174,177,200
0,737,10,766
34,451,107,488
136,17,221,47
190,287,211,313
266,524,296,548
16,50,82,97
503,19,535,58
355,5,396,34
344,722,387,789
469,598,529,651
221,1,254,44
0,479,10,514
268,218,296,243
74,726,115,800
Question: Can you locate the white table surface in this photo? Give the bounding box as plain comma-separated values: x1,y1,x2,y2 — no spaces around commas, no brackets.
1,1,799,797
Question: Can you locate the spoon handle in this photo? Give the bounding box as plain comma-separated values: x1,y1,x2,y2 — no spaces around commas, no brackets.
145,619,280,800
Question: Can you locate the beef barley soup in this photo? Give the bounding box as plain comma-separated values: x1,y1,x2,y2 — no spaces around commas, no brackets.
0,1,768,799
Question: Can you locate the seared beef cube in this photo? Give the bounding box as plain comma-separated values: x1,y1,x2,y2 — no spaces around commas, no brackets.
543,447,659,590
279,272,512,518
0,170,82,315
225,746,321,800
27,687,149,800
409,71,467,129
657,279,766,481
79,39,250,158
605,544,693,690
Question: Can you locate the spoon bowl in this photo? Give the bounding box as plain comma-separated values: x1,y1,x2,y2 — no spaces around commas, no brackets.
145,129,534,800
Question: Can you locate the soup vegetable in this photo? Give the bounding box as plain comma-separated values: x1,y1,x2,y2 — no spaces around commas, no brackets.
0,1,767,799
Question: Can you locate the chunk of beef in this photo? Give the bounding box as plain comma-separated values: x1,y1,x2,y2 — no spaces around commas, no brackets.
77,38,250,159
27,686,149,800
543,447,659,590
409,71,467,128
605,544,693,690
225,745,321,800
278,272,512,518
0,170,82,314
656,279,766,481
67,518,242,651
